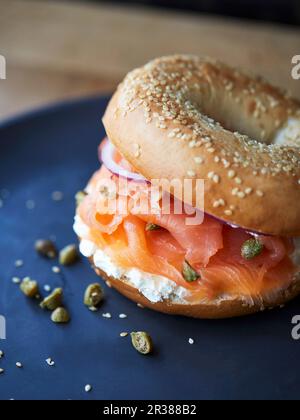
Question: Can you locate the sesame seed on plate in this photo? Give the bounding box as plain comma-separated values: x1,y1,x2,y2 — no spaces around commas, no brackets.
52,266,61,274
0,350,4,358
119,314,127,319
14,260,23,268
46,358,55,367
0,369,4,374
188,338,195,345
120,332,129,337
51,191,64,202
44,285,51,293
16,362,23,369
12,277,21,284
85,384,92,393
102,313,112,319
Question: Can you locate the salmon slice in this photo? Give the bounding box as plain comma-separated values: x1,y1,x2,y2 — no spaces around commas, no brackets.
138,211,223,266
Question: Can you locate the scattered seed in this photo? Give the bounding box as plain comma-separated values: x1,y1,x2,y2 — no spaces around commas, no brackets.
40,288,63,311
119,314,127,319
35,240,57,259
44,285,52,293
16,362,23,368
46,358,55,367
14,260,24,268
120,332,129,337
131,332,153,355
51,307,70,324
85,384,92,393
52,266,61,274
188,338,195,345
20,278,39,298
12,277,21,284
59,245,79,266
0,350,4,358
26,200,35,210
51,191,64,202
137,303,144,309
102,313,112,319
84,283,104,308
0,368,4,374
88,306,98,312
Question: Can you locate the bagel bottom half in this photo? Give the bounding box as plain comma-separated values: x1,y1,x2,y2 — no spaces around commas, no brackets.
86,255,300,319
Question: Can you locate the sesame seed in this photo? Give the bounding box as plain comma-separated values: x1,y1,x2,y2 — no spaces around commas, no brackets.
14,260,23,268
119,314,127,319
102,313,112,319
46,358,55,367
235,177,242,185
228,170,236,179
194,156,204,164
120,332,129,337
224,209,233,216
85,384,92,393
26,200,35,210
245,187,253,195
0,350,4,358
16,362,23,368
213,174,220,184
52,266,61,274
0,369,4,375
256,190,264,197
44,285,51,293
88,306,98,312
51,191,64,202
12,277,21,284
187,170,196,178
188,338,195,345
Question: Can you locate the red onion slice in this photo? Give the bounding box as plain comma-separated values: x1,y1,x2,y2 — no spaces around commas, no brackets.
99,139,149,183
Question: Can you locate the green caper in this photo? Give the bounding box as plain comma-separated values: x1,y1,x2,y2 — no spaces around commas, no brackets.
84,283,104,307
130,332,153,355
182,261,200,283
35,239,57,259
20,278,39,298
51,307,70,324
146,223,161,232
40,288,63,310
59,245,79,266
75,191,87,207
241,238,264,260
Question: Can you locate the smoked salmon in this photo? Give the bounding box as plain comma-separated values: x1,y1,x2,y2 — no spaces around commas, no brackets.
78,165,297,300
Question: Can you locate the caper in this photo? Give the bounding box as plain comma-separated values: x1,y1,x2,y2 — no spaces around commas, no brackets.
20,277,39,298
75,191,87,207
146,223,161,232
35,239,57,259
130,332,153,355
84,283,104,307
241,238,264,260
40,288,63,310
59,245,79,266
51,307,70,324
182,261,200,283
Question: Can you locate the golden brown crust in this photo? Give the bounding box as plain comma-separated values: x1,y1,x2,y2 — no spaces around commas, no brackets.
91,262,300,319
103,55,300,237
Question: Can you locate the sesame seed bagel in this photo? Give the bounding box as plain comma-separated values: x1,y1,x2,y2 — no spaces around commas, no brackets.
92,261,300,319
103,55,300,237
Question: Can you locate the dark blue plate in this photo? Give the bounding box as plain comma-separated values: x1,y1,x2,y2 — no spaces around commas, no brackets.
0,96,299,401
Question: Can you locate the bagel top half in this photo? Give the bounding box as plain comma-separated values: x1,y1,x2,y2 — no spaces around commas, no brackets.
103,55,300,237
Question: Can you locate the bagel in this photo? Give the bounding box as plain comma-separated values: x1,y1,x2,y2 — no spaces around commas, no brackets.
103,55,300,237
75,55,300,319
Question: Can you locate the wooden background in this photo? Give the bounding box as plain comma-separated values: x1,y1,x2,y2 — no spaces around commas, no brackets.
0,0,299,120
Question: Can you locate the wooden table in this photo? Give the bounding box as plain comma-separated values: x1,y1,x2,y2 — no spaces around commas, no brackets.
0,0,299,120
